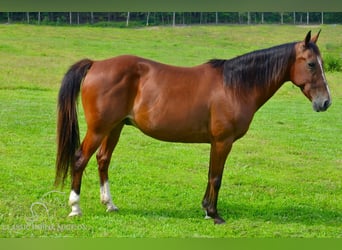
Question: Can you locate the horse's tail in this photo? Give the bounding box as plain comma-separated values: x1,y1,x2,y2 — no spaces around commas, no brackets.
55,59,93,187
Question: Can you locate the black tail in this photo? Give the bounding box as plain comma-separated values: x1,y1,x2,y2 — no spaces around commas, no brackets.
55,59,93,187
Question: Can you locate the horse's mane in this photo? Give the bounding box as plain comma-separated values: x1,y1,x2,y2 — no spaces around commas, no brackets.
208,42,297,89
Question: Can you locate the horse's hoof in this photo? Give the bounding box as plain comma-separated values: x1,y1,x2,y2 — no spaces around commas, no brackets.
204,215,212,220
214,217,226,225
204,209,212,220
204,210,225,224
68,211,82,217
106,205,119,212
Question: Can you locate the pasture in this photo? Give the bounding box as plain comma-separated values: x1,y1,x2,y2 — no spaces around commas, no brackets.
0,24,341,237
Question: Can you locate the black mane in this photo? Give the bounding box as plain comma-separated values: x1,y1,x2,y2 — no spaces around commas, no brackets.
208,42,297,89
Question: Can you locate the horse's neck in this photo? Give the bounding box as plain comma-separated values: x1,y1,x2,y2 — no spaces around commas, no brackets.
252,75,289,112
228,67,290,112
249,55,293,111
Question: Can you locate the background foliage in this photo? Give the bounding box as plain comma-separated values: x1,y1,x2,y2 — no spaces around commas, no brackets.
1,12,342,26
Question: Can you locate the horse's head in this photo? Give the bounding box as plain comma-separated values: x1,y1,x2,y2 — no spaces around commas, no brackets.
291,30,331,112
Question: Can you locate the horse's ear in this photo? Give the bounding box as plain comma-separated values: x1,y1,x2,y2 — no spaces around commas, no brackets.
304,31,311,46
311,29,321,44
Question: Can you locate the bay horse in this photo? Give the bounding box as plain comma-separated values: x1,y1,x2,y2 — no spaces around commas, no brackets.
55,31,331,224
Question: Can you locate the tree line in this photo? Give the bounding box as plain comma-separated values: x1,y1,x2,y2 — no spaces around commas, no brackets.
1,12,342,26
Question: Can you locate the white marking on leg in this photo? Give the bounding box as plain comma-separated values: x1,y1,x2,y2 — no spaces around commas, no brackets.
204,209,212,220
100,181,118,212
68,190,82,217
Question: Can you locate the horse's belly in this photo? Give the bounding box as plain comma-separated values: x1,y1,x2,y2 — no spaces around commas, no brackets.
127,111,210,143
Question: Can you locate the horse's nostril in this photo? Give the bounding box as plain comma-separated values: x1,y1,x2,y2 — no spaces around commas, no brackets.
322,99,331,111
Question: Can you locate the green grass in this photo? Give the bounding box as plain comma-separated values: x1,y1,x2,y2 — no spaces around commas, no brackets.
0,24,341,238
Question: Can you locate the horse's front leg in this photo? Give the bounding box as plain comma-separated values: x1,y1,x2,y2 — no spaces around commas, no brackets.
202,139,232,224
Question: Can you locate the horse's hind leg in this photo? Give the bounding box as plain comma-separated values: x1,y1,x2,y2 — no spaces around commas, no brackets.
69,130,104,217
96,123,124,212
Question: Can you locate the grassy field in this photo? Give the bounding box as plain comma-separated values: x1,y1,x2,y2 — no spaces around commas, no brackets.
0,24,341,238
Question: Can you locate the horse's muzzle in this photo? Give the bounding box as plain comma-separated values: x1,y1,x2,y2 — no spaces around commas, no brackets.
313,98,331,112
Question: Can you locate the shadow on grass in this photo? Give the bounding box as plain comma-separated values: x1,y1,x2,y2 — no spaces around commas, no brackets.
220,202,342,226
117,201,341,227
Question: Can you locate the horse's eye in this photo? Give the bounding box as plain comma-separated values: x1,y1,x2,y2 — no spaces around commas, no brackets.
308,62,316,69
